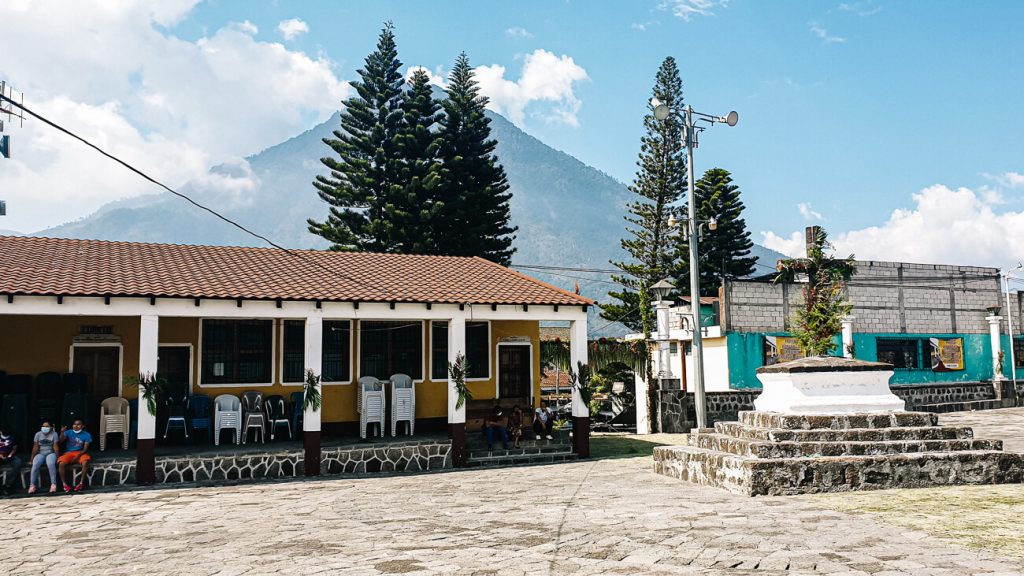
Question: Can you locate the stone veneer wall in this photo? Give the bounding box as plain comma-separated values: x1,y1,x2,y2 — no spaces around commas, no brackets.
2,440,452,489
657,381,1010,433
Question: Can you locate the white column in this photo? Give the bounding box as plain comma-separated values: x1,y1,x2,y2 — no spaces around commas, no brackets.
987,315,1005,381
137,314,159,440
841,315,855,359
655,301,673,379
303,313,324,431
447,316,467,424
634,371,650,434
570,316,589,418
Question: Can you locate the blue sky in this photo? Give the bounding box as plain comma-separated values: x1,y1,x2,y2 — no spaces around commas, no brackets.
3,1,1024,267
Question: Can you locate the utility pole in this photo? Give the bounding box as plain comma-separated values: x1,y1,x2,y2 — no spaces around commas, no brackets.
0,80,25,217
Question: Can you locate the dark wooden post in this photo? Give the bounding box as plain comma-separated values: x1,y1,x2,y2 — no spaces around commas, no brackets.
136,439,155,485
304,429,321,476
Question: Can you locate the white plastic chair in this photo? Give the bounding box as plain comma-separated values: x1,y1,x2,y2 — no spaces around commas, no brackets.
390,373,415,436
358,376,385,439
214,394,242,446
99,396,130,451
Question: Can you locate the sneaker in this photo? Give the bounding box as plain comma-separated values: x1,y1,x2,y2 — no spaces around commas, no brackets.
49,484,57,494
74,483,84,492
536,434,542,441
27,485,36,495
546,435,553,440
63,484,72,493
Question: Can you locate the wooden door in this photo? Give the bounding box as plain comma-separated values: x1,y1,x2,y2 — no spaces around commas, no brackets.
498,346,532,399
72,346,121,428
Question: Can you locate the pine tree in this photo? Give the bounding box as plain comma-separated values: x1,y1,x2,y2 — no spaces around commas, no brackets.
672,168,757,296
602,57,686,333
309,22,405,252
391,68,443,254
433,53,517,265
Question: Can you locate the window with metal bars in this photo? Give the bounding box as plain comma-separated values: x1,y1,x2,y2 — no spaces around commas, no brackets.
360,321,423,380
201,319,273,384
875,337,932,370
322,320,351,382
430,321,491,380
282,320,305,383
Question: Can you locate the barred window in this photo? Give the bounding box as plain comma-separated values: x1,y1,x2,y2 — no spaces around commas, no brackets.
430,321,491,380
360,321,423,380
876,337,931,370
282,320,305,383
202,319,273,384
322,320,352,382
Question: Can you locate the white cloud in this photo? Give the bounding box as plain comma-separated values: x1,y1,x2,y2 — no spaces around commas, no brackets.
405,66,447,88
631,21,659,31
505,26,533,38
984,171,1024,189
838,1,882,17
0,1,348,232
810,22,846,44
763,183,1024,269
472,49,589,127
277,18,309,40
798,202,824,221
658,0,728,22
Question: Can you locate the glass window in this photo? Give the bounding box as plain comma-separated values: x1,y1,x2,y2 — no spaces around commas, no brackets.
282,320,304,383
876,337,931,370
360,321,423,380
430,321,490,380
201,319,273,384
322,320,352,382
1014,338,1024,367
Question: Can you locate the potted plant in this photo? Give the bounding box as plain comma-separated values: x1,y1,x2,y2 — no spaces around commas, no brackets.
303,369,322,412
125,372,167,417
447,352,472,409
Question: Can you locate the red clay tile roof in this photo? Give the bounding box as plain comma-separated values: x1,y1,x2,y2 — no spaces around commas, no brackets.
0,236,594,306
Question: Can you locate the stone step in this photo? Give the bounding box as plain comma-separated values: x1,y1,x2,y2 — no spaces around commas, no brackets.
654,445,1024,496
690,432,1002,459
738,411,938,431
466,452,577,469
467,445,574,459
715,421,976,443
914,399,1006,414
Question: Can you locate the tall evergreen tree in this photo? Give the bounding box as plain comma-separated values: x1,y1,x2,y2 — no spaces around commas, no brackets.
433,53,517,265
672,168,757,296
391,68,443,254
602,57,686,333
309,22,405,252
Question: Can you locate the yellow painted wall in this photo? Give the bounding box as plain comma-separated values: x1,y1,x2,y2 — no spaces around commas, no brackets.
0,315,542,423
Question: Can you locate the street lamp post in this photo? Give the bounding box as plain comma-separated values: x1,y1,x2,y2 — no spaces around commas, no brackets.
652,100,738,430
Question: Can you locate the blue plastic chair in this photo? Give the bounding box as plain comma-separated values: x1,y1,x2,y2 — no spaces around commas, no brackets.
188,395,212,444
289,391,304,435
128,399,139,448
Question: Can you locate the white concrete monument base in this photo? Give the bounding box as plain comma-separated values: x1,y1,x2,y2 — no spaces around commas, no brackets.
753,356,906,414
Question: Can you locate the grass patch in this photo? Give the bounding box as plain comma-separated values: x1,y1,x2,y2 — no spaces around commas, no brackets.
812,484,1024,558
589,433,686,459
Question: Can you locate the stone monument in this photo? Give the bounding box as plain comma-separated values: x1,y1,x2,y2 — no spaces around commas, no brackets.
653,356,1023,495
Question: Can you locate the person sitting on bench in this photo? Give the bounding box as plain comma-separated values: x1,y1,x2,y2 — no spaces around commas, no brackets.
533,401,554,440
0,425,23,496
28,421,59,495
506,405,526,449
483,405,510,450
58,420,92,493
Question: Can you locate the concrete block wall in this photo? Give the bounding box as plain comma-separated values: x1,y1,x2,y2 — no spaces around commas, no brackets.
725,260,1002,335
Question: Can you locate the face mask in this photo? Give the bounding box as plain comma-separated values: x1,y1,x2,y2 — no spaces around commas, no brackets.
0,433,8,440
41,427,51,434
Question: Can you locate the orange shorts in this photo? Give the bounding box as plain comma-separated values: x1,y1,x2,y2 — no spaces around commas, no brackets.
57,452,92,466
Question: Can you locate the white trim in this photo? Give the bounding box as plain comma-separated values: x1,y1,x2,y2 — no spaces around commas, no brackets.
428,319,492,382
354,319,427,383
495,341,534,401
196,318,277,388
319,319,354,385
68,342,125,397
158,342,194,391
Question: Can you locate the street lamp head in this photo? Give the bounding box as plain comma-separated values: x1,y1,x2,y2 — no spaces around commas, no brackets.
653,103,671,121
667,214,677,229
724,110,739,127
708,217,718,231
651,278,675,301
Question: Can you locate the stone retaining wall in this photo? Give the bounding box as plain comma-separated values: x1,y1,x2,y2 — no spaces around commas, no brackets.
1,440,452,489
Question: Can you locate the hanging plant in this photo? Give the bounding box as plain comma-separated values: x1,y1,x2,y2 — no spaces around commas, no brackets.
303,369,322,412
569,361,596,407
125,372,167,417
448,352,472,409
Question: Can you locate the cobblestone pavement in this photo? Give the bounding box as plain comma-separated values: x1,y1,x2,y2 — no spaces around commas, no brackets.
939,407,1024,453
4,454,1024,576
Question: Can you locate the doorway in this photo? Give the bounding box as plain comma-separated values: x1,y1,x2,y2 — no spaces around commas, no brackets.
71,345,121,428
158,345,192,398
498,344,532,399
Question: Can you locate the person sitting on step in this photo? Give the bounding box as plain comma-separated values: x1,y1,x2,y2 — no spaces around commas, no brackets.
58,420,92,493
28,420,60,495
533,400,555,440
0,425,23,496
506,405,526,449
483,405,510,451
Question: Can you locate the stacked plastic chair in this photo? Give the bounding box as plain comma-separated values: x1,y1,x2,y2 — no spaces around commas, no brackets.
289,391,304,436
35,372,63,423
358,376,385,439
390,373,415,436
264,395,291,441
60,392,89,429
240,391,266,444
99,397,130,451
188,395,212,444
214,394,242,446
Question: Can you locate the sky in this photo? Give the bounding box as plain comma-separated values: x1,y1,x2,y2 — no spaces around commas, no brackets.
2,1,1024,272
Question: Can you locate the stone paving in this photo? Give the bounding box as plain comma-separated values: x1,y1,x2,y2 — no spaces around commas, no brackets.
939,407,1024,453
3,451,1023,576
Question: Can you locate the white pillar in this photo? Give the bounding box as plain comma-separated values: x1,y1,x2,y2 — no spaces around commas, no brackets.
634,371,650,434
138,314,159,440
987,315,1005,381
841,315,855,359
655,301,673,379
303,313,323,431
447,316,467,424
570,317,589,418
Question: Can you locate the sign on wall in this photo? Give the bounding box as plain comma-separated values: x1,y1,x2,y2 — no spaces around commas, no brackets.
763,335,803,366
930,337,964,372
